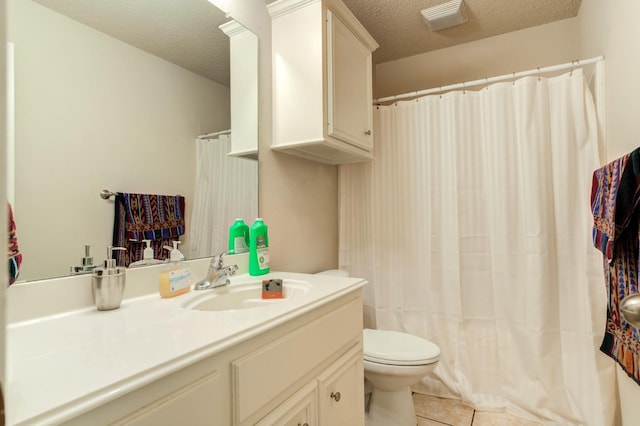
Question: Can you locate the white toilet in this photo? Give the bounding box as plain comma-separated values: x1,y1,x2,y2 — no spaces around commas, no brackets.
315,269,441,426
363,328,440,426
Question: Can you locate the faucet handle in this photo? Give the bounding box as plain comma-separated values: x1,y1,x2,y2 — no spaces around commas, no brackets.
210,252,226,269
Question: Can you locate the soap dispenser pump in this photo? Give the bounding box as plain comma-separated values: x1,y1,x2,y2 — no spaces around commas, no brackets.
129,239,163,268
91,246,127,310
164,240,185,262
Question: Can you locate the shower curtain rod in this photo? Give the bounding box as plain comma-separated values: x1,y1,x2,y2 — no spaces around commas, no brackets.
197,129,231,139
374,55,605,104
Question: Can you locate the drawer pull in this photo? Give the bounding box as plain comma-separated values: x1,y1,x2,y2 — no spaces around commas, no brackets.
297,423,309,426
330,391,341,402
364,130,372,136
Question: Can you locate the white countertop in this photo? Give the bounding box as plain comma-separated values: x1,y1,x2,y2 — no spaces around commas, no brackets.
6,270,365,425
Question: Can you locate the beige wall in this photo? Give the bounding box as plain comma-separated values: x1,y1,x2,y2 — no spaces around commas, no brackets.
578,0,640,160
375,18,579,100
252,2,339,274
577,1,640,423
8,0,230,281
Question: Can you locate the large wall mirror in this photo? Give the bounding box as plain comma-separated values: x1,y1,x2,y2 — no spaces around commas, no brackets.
7,0,258,282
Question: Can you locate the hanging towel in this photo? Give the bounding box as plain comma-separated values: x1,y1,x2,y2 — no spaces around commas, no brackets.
7,203,22,285
591,147,640,384
113,193,186,267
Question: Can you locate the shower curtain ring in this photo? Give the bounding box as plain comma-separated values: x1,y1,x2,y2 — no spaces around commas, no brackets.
537,67,541,81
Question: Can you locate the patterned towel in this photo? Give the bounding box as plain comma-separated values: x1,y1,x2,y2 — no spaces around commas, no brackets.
591,147,640,384
7,203,22,285
113,193,185,266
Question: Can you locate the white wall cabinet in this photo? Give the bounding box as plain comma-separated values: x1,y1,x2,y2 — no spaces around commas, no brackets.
63,291,364,426
220,20,259,160
269,0,378,164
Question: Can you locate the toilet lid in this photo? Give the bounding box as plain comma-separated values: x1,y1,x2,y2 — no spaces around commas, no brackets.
363,329,440,366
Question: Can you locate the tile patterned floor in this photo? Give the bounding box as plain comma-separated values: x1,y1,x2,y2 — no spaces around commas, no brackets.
413,394,544,426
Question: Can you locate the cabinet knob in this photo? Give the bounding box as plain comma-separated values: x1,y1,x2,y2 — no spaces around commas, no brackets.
364,130,372,136
297,423,309,426
330,391,341,402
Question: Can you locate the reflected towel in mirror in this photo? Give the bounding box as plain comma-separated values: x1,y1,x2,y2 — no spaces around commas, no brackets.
112,193,186,267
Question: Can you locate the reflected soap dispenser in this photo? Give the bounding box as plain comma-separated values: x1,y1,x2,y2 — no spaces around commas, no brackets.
91,246,127,311
129,239,163,268
159,241,191,298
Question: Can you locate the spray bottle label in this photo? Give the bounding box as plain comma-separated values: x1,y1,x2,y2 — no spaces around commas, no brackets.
257,248,269,270
233,237,249,254
256,236,269,270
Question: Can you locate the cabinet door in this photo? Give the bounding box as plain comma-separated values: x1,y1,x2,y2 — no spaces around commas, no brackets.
113,372,222,426
327,10,373,152
256,382,317,426
317,347,364,425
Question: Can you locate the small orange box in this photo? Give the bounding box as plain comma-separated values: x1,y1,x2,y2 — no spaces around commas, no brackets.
262,278,283,299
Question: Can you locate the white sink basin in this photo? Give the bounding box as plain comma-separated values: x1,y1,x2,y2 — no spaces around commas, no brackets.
183,279,311,312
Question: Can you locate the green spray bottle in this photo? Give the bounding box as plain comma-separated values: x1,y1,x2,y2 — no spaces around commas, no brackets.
249,218,269,276
228,218,250,254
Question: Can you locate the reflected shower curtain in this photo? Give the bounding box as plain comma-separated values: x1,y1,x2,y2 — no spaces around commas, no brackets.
189,134,258,258
339,69,618,424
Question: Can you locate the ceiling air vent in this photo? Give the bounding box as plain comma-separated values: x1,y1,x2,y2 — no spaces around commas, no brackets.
421,0,468,31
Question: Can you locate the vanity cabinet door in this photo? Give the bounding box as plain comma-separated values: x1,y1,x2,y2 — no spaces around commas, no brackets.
113,372,223,426
317,346,364,425
256,382,317,426
327,10,373,153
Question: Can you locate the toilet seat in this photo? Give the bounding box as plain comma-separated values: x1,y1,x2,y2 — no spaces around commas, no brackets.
364,329,440,366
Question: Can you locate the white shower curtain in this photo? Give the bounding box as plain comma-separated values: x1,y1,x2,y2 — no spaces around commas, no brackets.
339,69,618,424
189,134,258,258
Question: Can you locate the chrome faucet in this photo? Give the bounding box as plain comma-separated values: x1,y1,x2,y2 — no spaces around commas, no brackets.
194,252,238,290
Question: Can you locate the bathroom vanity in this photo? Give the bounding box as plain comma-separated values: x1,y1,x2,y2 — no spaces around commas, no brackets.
6,264,366,425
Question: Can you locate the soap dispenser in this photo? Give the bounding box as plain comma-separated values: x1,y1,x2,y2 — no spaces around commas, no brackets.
91,246,127,311
129,239,163,268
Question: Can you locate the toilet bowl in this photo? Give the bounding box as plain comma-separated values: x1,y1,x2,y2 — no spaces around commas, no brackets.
364,328,440,426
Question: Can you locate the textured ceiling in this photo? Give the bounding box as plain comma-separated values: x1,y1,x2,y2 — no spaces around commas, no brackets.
31,0,581,86
343,0,582,64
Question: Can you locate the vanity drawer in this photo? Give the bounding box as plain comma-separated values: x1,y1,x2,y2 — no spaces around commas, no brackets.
232,297,362,424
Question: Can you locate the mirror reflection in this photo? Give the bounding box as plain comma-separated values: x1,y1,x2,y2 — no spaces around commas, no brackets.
7,0,258,282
